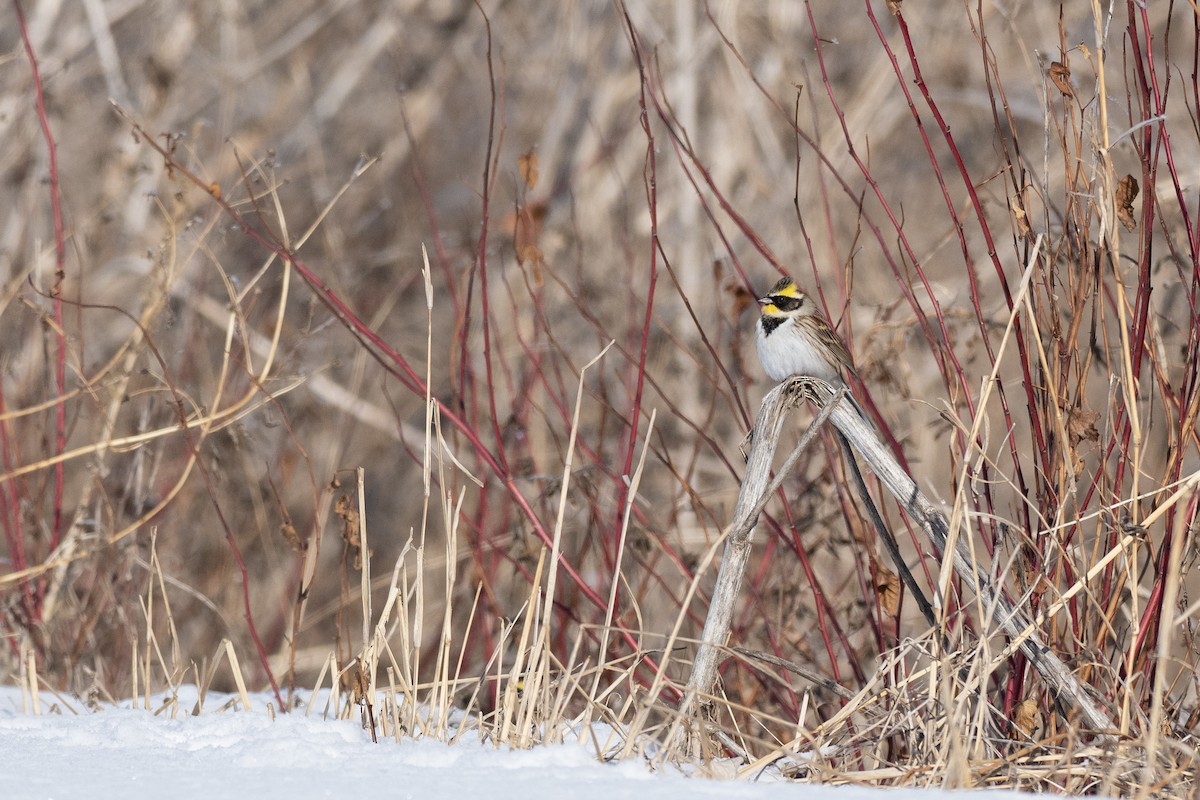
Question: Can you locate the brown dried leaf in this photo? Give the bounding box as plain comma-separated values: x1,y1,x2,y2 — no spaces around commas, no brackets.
518,149,539,190
340,657,369,704
1022,562,1051,596
876,565,901,616
335,493,363,568
1048,61,1074,97
1067,404,1101,447
1116,174,1139,231
886,0,902,15
513,201,546,283
279,519,305,553
1010,196,1031,237
727,280,755,317
1013,698,1042,737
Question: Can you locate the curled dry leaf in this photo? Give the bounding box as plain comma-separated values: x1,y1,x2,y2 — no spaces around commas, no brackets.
1067,404,1101,447
518,148,539,190
1116,174,1139,231
727,279,755,317
876,564,901,616
513,201,546,277
886,0,902,14
1048,61,1074,97
340,656,369,704
1013,698,1042,737
1021,562,1052,596
1010,196,1031,237
335,493,364,568
279,519,305,553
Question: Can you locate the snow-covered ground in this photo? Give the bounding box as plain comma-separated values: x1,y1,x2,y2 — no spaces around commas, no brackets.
0,686,1036,800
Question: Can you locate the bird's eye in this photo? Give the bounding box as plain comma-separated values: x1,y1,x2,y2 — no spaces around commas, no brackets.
771,295,802,311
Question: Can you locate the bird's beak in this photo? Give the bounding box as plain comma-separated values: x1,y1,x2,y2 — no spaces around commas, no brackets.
756,296,770,307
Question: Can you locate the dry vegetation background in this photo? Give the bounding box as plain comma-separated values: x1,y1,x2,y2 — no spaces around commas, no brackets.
2,0,1200,792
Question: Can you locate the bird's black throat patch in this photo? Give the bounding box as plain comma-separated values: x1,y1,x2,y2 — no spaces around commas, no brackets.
761,316,786,336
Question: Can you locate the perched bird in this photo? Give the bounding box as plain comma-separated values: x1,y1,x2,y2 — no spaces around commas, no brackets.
754,276,935,628
754,276,856,385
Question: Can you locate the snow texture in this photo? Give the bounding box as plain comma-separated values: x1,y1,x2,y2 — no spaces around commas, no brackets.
0,687,1046,800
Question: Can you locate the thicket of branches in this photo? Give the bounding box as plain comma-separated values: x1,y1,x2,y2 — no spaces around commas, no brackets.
2,1,1198,792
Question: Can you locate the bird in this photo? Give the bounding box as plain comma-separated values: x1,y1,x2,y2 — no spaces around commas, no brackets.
754,276,856,386
753,277,938,630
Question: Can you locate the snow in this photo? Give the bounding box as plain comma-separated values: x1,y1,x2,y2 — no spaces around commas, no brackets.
0,686,1042,800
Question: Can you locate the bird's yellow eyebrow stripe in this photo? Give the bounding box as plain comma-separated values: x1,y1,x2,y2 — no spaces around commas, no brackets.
770,281,802,299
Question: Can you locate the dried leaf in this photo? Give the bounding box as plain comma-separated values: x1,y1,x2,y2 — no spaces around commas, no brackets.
886,0,902,15
1048,61,1074,97
876,565,901,616
1116,174,1139,231
513,201,546,282
340,657,369,704
335,493,364,568
1067,404,1101,447
518,149,539,190
1010,196,1030,237
727,280,755,317
1013,698,1042,737
279,519,305,553
1022,563,1051,596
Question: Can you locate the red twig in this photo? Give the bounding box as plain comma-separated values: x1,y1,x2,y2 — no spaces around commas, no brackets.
13,0,68,579
617,12,659,551
473,4,511,477
873,3,1038,540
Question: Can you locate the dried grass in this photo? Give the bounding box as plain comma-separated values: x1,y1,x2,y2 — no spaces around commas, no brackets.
2,0,1199,793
